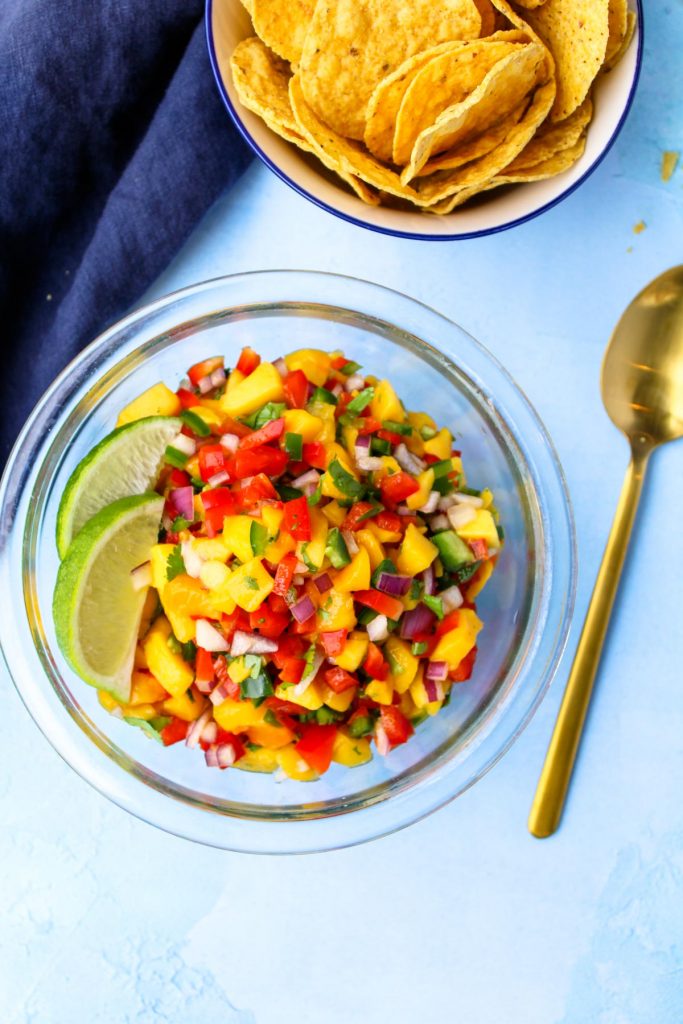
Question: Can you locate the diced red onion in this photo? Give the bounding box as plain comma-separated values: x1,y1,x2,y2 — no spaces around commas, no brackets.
424,678,445,702
170,432,196,457
291,594,315,623
110,705,124,720
354,435,371,460
197,374,213,394
419,491,440,514
314,573,333,594
181,540,203,579
292,573,305,586
440,584,463,613
421,565,436,596
230,630,278,656
186,709,212,748
357,456,384,472
195,619,230,652
210,367,226,387
396,504,413,516
342,530,359,555
210,682,231,705
273,357,288,377
208,470,231,488
429,513,450,532
216,743,237,768
331,383,343,397
195,675,216,695
205,745,219,768
130,561,152,592
394,443,425,475
293,651,324,697
366,614,388,643
447,504,477,530
400,603,436,639
170,486,194,522
291,468,320,496
376,572,411,596
220,432,239,453
375,723,391,756
202,719,218,744
454,492,484,508
425,660,448,682
345,373,366,392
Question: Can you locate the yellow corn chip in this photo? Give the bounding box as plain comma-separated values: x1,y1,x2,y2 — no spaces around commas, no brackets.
604,0,629,67
473,0,497,35
419,102,527,175
392,37,530,167
504,93,591,170
251,0,315,64
231,37,302,139
603,9,636,72
401,43,547,184
522,0,609,122
488,134,586,184
298,0,484,141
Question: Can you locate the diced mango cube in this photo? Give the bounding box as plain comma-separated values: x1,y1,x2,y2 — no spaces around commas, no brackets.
355,527,385,570
282,408,323,442
456,509,500,549
332,728,372,767
406,468,435,510
224,557,274,611
162,689,207,722
396,523,438,575
284,348,332,387
129,670,168,705
370,379,404,423
220,362,284,417
150,543,175,593
223,515,260,563
333,630,369,671
365,679,393,705
143,616,194,696
322,685,356,712
116,383,181,427
246,720,294,749
199,559,231,590
192,536,230,562
213,697,262,732
466,559,494,601
162,573,218,642
275,679,325,711
423,428,452,460
276,744,318,781
296,507,328,570
321,501,347,527
384,636,419,694
431,608,483,669
333,546,371,593
236,747,279,773
316,588,357,632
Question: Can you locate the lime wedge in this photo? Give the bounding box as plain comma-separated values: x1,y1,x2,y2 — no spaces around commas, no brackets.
53,493,165,700
56,415,181,557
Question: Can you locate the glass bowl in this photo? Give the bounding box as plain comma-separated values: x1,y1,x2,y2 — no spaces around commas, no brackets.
0,272,575,853
207,0,642,241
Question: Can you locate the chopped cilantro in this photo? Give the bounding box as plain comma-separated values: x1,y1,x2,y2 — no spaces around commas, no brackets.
244,575,260,591
166,544,186,581
171,515,191,532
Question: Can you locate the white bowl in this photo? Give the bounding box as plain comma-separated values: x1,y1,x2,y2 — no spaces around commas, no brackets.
206,0,642,240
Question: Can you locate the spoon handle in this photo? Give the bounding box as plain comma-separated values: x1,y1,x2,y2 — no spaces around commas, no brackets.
528,440,651,838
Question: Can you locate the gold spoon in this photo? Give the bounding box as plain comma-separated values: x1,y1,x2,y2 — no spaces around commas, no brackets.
529,265,683,838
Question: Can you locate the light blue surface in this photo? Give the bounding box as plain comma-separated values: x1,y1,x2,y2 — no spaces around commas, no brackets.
3,4,683,1021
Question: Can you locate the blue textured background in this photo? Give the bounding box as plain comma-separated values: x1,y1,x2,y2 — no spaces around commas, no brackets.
3,4,683,1021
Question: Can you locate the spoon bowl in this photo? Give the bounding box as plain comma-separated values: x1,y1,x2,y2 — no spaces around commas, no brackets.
530,265,683,838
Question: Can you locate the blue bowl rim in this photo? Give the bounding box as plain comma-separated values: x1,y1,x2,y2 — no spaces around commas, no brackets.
205,0,644,242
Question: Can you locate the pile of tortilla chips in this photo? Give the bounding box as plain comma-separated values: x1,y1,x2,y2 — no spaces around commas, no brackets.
230,0,635,214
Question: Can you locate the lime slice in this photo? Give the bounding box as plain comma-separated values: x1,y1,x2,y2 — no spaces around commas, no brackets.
56,415,181,558
53,493,165,700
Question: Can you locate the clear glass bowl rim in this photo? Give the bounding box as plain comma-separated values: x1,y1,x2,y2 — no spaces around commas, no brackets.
0,271,576,853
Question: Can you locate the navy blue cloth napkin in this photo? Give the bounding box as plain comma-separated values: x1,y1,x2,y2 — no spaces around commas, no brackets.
0,0,252,463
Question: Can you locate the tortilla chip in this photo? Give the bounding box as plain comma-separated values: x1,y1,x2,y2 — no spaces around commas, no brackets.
420,73,556,211
401,43,547,183
298,0,484,141
488,134,586,184
511,0,548,7
290,75,437,205
231,37,302,138
251,0,315,63
239,0,255,16
604,0,629,67
364,42,464,163
473,0,497,35
522,0,609,122
392,38,529,167
504,93,591,170
418,102,527,175
603,9,636,72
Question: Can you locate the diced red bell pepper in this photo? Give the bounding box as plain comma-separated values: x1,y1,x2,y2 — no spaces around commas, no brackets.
343,502,378,531
240,473,279,507
281,495,311,541
319,629,348,657
380,471,419,505
324,666,358,694
220,608,252,642
374,510,404,534
295,724,338,774
268,593,290,616
279,657,306,684
238,417,285,450
176,387,200,409
231,447,288,480
188,356,224,388
330,355,350,371
362,641,389,681
379,706,413,747
195,647,215,687
290,615,318,636
354,589,404,622
376,428,401,446
450,646,477,683
356,417,382,435
302,441,327,470
169,468,191,488
283,369,309,408
435,610,461,638
198,444,229,483
273,552,298,597
263,695,304,723
160,717,189,746
249,604,289,639
200,488,238,536
236,346,261,377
